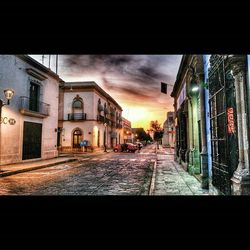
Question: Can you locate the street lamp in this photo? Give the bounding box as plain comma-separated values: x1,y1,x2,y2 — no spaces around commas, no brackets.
104,122,107,152
0,88,14,166
0,88,15,117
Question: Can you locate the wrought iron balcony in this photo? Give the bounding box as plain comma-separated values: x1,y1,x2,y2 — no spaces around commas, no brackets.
68,113,87,121
97,115,114,126
116,124,122,129
19,96,50,117
97,115,105,123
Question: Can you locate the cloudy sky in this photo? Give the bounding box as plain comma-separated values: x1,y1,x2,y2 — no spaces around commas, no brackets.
30,55,182,130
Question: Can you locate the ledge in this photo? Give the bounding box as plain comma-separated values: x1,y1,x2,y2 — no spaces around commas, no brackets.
26,68,48,81
19,109,48,118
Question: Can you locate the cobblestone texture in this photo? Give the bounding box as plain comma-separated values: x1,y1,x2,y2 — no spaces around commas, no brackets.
0,145,157,195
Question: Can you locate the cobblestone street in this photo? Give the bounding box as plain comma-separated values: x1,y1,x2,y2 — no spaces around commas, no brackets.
0,145,157,195
0,144,216,195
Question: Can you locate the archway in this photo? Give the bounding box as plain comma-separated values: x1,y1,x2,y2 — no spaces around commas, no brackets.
72,128,83,148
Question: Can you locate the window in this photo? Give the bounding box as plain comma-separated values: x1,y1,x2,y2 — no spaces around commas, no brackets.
72,95,83,109
72,100,83,109
29,82,40,112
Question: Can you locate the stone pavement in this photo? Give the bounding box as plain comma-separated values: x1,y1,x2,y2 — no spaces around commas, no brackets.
0,147,113,178
0,157,77,177
152,145,216,195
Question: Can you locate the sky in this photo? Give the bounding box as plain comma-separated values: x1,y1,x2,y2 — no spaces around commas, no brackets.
30,55,182,130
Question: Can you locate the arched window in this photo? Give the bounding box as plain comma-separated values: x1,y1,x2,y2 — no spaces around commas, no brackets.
72,95,83,109
70,95,85,120
73,99,83,109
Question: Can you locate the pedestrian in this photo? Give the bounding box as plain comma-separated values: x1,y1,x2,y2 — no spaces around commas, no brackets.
138,143,142,153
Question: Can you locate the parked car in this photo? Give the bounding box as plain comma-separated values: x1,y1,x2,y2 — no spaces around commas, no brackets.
113,143,137,153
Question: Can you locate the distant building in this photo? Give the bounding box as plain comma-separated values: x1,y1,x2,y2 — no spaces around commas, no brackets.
0,55,62,165
162,112,175,148
58,81,123,151
122,117,132,143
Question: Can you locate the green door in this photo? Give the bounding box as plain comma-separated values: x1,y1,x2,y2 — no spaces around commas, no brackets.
22,122,42,160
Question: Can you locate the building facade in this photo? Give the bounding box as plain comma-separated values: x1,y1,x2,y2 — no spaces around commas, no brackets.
162,111,175,148
208,55,250,195
0,55,62,165
58,82,123,151
122,117,132,143
172,54,250,195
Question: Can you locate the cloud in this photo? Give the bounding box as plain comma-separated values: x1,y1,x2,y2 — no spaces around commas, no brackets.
59,54,181,127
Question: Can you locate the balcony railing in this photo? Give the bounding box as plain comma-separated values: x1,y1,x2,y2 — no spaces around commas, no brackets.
97,115,105,123
68,113,87,121
19,96,50,117
97,115,113,126
116,124,122,129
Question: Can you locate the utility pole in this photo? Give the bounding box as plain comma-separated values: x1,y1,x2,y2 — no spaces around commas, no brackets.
56,55,58,75
42,55,45,64
48,55,51,69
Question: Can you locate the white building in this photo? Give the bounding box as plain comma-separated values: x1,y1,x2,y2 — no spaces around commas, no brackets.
162,111,175,148
58,82,123,151
0,55,62,165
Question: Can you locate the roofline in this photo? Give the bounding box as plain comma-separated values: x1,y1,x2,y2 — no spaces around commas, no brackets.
61,81,123,111
16,55,64,82
170,55,190,97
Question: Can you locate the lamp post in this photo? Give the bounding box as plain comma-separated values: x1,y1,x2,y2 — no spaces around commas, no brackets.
104,122,107,152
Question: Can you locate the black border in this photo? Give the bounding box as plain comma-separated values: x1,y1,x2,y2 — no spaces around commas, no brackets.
1,1,250,247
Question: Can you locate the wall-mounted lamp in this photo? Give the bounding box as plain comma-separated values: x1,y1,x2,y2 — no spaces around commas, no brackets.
191,86,199,92
3,89,15,105
0,88,15,116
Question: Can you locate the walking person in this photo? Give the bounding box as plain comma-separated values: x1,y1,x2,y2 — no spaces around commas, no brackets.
137,143,142,153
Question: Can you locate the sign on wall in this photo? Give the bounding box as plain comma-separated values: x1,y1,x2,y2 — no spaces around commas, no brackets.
176,82,186,110
0,117,16,125
227,107,236,134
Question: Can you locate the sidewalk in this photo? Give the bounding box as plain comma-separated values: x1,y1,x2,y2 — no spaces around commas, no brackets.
0,147,113,178
152,145,216,195
0,157,77,178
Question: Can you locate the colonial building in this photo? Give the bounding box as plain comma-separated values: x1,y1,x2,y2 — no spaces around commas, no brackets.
172,54,250,195
122,117,132,143
0,55,63,165
171,55,212,191
208,55,250,195
58,81,123,151
162,111,175,148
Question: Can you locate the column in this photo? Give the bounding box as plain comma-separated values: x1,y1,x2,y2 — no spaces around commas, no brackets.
230,55,250,195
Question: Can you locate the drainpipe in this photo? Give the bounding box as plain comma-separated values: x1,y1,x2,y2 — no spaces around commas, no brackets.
187,95,194,170
198,73,209,189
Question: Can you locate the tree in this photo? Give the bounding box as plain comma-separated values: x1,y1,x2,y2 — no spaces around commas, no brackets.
150,120,164,149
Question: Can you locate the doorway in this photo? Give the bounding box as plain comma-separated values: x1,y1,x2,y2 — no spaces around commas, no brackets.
22,121,42,160
73,129,82,148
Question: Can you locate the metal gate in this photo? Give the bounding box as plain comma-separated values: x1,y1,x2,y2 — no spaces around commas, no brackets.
208,55,238,195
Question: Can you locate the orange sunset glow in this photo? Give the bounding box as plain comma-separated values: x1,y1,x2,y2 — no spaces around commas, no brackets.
30,55,182,130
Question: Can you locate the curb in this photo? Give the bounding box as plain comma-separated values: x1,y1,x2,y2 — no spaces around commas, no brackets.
0,158,77,178
149,160,157,195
